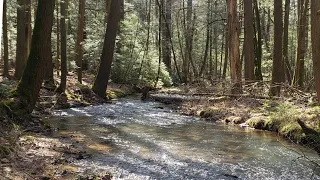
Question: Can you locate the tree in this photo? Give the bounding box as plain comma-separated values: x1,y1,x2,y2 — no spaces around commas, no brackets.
0,0,3,64
14,0,55,113
244,0,254,82
270,0,284,96
75,0,85,83
227,0,242,94
92,0,122,98
294,0,309,88
56,0,68,93
311,0,320,103
253,0,263,81
2,0,9,78
15,0,28,79
182,0,193,83
283,0,293,84
161,0,172,72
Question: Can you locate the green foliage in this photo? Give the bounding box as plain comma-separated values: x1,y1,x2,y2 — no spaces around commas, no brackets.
111,10,172,87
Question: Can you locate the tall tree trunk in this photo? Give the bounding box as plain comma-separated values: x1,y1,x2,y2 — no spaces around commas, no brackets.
75,0,85,83
283,0,293,84
0,0,2,61
228,0,242,94
244,0,255,82
56,0,67,93
311,0,320,103
15,0,55,113
44,0,55,89
161,0,172,72
15,0,27,79
199,0,211,78
2,0,9,78
222,22,228,79
56,1,60,76
294,0,309,88
92,0,121,98
182,0,193,83
270,0,284,96
253,0,263,81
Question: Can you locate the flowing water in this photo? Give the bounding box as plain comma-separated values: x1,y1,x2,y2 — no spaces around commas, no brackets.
50,98,320,180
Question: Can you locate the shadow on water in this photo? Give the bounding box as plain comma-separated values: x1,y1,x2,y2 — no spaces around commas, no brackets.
50,99,320,180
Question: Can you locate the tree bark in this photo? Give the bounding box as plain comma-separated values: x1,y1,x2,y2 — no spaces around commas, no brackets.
270,0,284,96
283,0,293,84
227,0,242,94
15,0,28,79
311,0,320,103
15,0,55,113
294,0,309,88
2,0,9,78
92,0,121,98
75,0,85,83
253,0,263,81
56,0,67,93
244,0,255,82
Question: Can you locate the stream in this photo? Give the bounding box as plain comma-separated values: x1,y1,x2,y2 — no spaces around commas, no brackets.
50,98,320,180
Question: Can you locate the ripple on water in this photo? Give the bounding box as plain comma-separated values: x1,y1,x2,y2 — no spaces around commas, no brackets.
50,99,320,180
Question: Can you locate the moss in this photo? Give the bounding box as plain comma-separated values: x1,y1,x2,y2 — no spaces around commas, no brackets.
246,117,266,129
106,90,117,100
199,107,223,119
0,98,28,116
106,89,130,100
280,123,303,140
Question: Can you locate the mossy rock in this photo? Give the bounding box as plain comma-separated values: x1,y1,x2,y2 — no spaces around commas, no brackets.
199,107,224,119
263,118,282,132
246,117,266,129
106,90,117,100
224,116,244,124
280,123,303,140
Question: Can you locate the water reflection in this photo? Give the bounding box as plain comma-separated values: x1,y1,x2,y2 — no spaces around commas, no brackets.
50,99,320,180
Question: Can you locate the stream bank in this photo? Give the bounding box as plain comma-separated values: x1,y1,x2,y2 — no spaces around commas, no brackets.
150,87,320,155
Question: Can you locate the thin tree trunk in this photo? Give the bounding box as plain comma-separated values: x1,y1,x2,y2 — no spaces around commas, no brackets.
2,0,9,78
56,0,67,93
294,0,309,88
253,0,263,81
75,0,85,83
56,1,60,76
92,0,121,98
283,0,293,84
311,0,320,103
15,0,27,79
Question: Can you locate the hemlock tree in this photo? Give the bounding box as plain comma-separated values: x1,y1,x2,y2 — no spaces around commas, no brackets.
14,0,55,113
2,0,9,78
270,0,284,96
92,0,122,98
227,0,242,94
0,0,3,61
15,0,28,79
311,0,320,103
244,0,254,82
56,0,68,93
75,0,85,84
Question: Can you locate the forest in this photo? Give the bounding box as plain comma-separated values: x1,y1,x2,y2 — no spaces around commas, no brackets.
0,0,320,179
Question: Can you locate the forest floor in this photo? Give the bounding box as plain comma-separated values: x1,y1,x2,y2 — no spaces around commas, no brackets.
0,72,133,180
